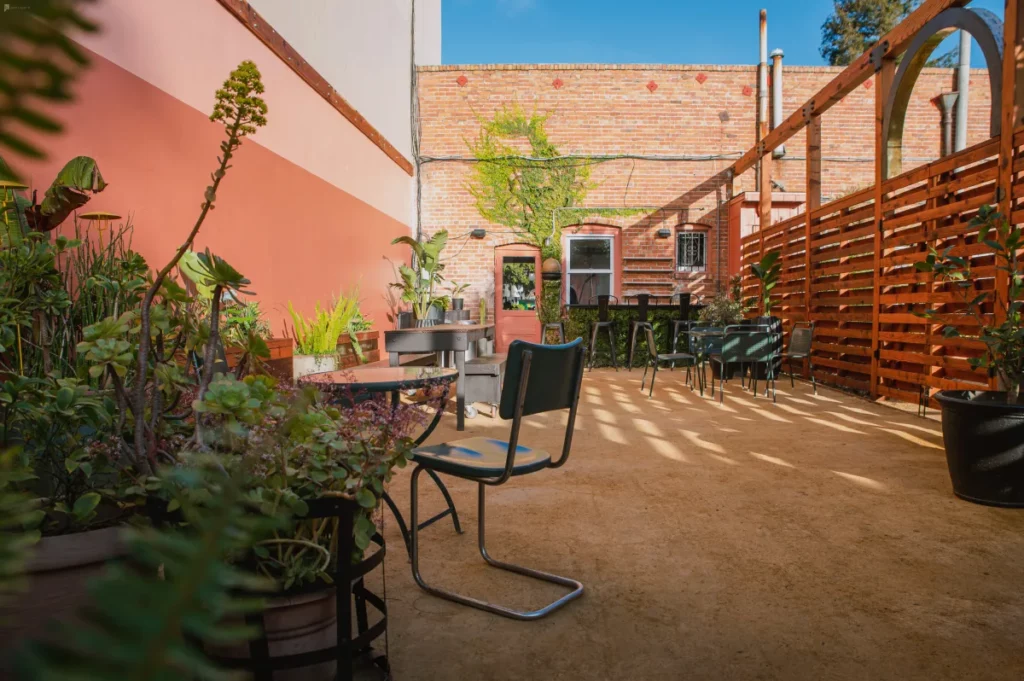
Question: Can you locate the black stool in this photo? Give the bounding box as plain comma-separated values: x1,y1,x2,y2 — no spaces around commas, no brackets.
542,321,566,344
627,294,653,371
588,294,618,371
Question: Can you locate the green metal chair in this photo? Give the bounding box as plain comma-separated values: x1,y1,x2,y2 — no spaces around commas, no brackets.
781,321,816,394
408,338,586,620
707,326,779,403
688,326,724,395
640,324,696,398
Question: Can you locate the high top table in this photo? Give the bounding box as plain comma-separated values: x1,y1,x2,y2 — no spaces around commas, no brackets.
384,322,496,431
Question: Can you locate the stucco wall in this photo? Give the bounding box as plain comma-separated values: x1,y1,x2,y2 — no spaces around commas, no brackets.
248,0,442,160
18,0,419,335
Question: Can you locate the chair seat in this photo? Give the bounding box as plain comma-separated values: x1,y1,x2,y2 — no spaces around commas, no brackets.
781,352,808,359
657,352,695,362
412,437,551,478
591,321,615,328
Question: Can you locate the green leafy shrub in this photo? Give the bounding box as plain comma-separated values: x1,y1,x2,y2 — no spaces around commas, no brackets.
697,294,744,327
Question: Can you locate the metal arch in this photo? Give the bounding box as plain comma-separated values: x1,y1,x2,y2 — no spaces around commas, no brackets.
882,7,1004,179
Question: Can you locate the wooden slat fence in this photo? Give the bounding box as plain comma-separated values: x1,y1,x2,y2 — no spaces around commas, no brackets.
739,129,1022,404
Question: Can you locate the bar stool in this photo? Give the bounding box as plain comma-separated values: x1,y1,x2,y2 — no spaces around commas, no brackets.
588,294,618,371
542,322,566,344
627,294,653,371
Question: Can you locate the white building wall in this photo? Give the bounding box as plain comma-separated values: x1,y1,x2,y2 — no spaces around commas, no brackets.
248,0,442,161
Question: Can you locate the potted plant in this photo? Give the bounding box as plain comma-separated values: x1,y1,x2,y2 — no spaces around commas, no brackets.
390,230,448,327
448,280,470,310
749,250,783,379
916,205,1024,506
697,293,744,379
0,60,270,656
190,373,419,679
287,296,358,380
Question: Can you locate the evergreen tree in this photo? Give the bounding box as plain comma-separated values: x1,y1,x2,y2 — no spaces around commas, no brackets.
820,0,915,66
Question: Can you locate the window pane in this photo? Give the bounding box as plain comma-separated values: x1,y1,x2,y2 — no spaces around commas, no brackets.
502,257,536,310
569,238,611,270
568,273,611,305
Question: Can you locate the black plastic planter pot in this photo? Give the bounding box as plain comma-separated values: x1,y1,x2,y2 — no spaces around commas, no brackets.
935,390,1024,507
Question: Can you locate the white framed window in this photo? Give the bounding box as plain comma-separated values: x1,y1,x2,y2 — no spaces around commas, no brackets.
676,231,707,273
565,235,614,305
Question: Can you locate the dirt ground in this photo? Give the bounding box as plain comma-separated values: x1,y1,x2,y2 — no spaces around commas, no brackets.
375,369,1024,681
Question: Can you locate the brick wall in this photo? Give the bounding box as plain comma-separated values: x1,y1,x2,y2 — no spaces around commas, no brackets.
416,63,993,319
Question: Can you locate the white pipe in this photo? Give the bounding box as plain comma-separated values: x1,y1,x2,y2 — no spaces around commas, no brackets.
771,48,785,158
955,29,971,152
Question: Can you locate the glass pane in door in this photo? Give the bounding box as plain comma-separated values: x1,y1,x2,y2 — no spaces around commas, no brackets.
502,256,536,310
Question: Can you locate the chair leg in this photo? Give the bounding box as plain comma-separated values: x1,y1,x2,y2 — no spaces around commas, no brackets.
789,358,795,388
607,326,618,371
628,323,638,371
671,324,678,369
641,361,649,391
810,360,817,394
558,323,565,344
410,469,583,621
588,324,599,371
649,362,658,398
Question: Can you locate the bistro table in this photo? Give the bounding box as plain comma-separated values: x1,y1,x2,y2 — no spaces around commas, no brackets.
300,365,463,555
384,322,496,431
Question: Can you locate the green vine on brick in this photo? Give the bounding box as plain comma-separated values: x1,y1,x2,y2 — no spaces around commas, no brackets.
466,104,640,261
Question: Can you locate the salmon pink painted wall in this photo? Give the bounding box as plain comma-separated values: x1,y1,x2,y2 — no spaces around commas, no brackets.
18,48,408,336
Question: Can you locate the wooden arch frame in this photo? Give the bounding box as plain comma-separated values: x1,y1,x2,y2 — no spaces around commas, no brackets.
882,7,1004,178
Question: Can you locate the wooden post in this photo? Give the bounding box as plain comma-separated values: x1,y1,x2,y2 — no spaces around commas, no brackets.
871,57,896,398
804,117,821,377
996,0,1023,335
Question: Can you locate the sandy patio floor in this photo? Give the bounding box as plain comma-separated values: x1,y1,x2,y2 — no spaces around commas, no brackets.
377,368,1024,681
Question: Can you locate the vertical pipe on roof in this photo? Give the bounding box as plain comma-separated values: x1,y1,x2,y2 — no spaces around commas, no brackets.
756,9,768,186
954,29,971,152
770,48,785,158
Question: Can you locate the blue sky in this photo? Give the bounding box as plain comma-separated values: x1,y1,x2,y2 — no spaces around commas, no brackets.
442,0,1004,66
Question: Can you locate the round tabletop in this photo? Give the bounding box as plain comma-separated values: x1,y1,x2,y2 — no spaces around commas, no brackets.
299,366,458,392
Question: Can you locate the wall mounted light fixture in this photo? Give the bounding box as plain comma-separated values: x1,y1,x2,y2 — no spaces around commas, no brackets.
656,228,672,239
470,228,487,239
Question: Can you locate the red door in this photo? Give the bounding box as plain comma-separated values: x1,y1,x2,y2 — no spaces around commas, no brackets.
494,244,542,352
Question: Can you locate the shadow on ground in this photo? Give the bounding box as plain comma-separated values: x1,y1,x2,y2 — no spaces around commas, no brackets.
378,369,1024,681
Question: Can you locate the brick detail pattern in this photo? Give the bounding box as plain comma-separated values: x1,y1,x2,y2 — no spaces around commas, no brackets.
416,64,993,318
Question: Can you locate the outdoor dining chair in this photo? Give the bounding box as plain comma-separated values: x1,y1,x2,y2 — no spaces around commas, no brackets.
671,292,693,357
640,325,696,398
408,338,586,620
688,326,724,395
627,293,653,371
589,294,619,371
781,321,816,394
707,325,778,403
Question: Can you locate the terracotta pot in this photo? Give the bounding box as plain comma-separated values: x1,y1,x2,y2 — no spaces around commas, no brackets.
0,526,124,662
210,588,338,681
292,354,338,380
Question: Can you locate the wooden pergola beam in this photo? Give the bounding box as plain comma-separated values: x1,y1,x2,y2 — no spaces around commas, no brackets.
732,0,971,177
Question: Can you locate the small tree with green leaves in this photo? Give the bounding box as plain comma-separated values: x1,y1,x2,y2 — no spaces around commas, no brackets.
750,250,782,317
915,205,1024,402
390,229,448,321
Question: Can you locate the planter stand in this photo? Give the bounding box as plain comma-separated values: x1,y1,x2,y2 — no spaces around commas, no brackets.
210,497,390,681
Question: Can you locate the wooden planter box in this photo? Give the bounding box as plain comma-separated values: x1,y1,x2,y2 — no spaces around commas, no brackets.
336,330,380,369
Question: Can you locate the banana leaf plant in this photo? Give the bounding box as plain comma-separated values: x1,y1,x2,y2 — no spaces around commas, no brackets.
750,250,782,317
390,229,448,321
0,156,106,242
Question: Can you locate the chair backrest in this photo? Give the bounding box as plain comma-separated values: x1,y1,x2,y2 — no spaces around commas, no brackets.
721,326,776,364
597,294,617,322
644,325,660,361
678,292,691,321
688,326,723,355
634,293,650,322
498,338,585,476
788,323,814,355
